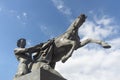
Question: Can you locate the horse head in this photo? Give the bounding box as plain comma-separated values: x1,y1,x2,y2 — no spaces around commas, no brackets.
78,14,87,21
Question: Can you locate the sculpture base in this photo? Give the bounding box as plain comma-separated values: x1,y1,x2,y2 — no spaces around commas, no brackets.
14,68,66,80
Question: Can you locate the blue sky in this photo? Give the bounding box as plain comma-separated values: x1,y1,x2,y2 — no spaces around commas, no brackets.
0,0,120,80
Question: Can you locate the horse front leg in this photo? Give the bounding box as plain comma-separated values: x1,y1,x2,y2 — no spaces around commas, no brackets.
61,39,76,63
79,38,111,48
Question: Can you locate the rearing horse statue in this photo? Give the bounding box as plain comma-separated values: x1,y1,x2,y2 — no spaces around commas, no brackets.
52,14,110,63
32,14,111,69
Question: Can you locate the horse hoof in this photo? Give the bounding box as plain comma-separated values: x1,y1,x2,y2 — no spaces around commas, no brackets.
61,58,66,63
103,45,111,48
101,42,111,49
61,56,67,63
62,60,65,63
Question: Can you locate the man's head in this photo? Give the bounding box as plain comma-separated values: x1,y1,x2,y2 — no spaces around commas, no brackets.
17,38,26,48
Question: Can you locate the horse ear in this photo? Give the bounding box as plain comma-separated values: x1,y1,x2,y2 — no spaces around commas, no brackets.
81,14,87,18
78,14,87,19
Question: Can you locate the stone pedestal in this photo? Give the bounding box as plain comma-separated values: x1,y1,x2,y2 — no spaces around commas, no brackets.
14,68,66,80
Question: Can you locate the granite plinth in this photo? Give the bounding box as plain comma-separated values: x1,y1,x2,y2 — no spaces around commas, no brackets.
14,68,66,80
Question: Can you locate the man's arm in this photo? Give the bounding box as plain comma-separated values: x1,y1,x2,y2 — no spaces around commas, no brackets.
14,48,28,55
14,43,43,55
41,39,54,50
27,43,44,53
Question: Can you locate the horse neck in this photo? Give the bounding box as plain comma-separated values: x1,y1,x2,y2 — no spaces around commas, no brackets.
66,23,79,36
66,17,81,32
64,25,79,40
66,20,77,31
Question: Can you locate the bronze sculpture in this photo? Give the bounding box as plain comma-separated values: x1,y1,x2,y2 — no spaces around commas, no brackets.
14,14,111,80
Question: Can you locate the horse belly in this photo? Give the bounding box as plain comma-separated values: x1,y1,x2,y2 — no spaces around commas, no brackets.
53,47,70,62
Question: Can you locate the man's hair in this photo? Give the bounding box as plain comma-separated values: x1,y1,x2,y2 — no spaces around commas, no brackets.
17,38,26,47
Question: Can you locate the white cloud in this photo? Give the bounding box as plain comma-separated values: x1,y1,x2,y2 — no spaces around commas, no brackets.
51,0,72,15
16,12,28,25
40,25,55,38
78,15,117,40
0,7,28,25
94,15,113,26
56,47,120,80
22,12,27,18
109,38,120,50
55,14,120,80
